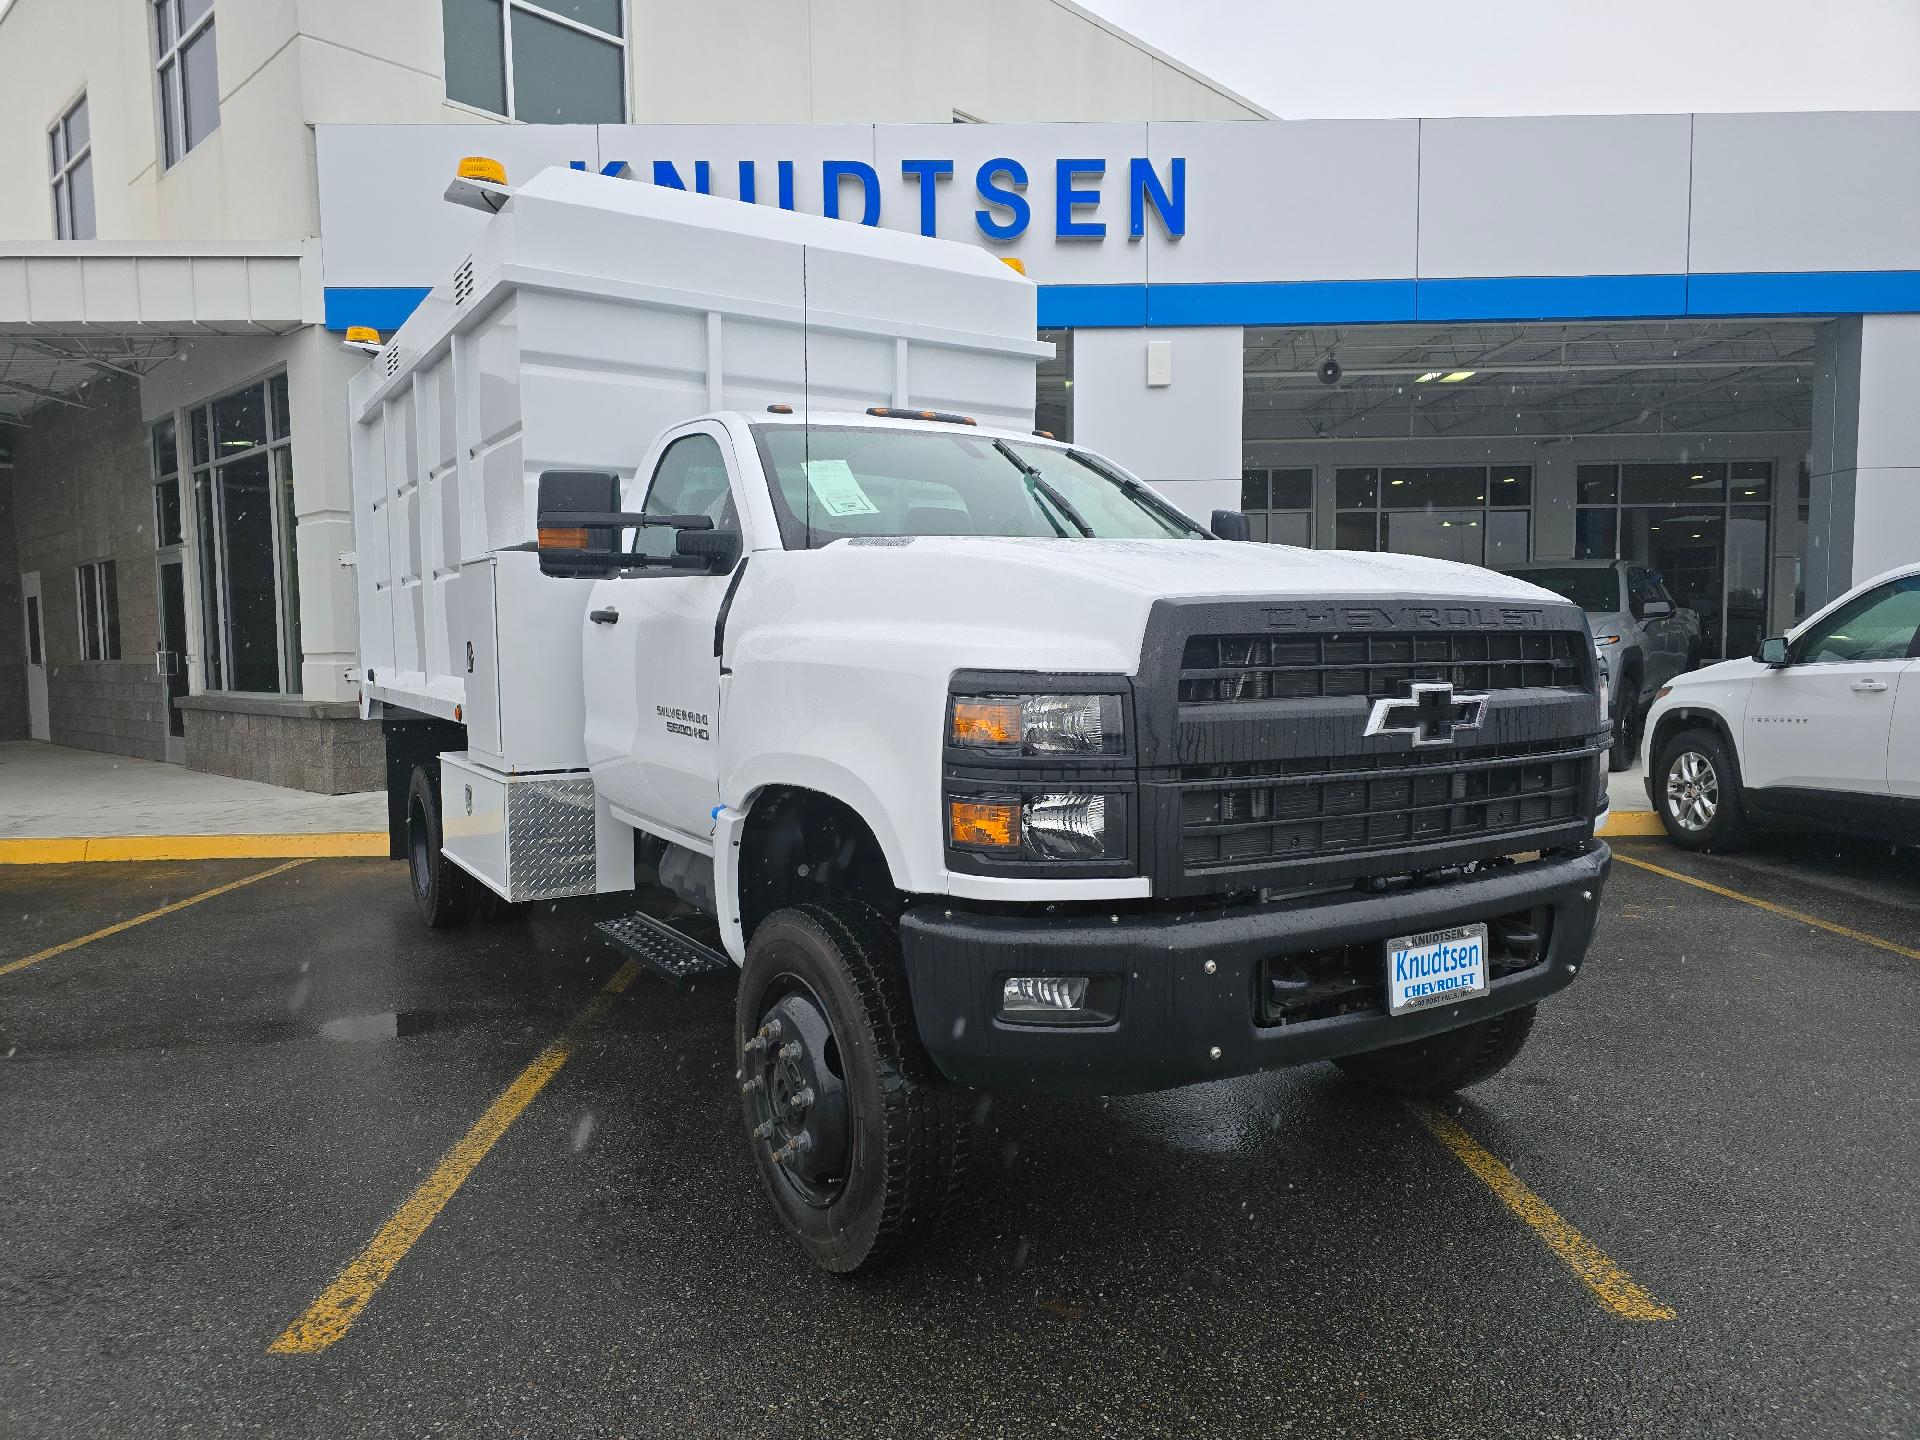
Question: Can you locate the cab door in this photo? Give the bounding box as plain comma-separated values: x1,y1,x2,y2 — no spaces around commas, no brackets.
582,425,744,848
1741,575,1920,816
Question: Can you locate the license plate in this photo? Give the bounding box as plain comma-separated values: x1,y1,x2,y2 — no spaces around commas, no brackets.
1386,923,1489,1016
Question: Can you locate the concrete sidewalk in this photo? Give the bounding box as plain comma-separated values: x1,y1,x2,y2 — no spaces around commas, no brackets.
0,742,384,848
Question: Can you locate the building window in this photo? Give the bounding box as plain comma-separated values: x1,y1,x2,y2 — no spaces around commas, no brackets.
189,374,300,694
153,0,218,169
49,94,95,239
76,560,120,661
1240,469,1314,547
1334,465,1532,566
443,0,626,123
1574,461,1772,660
1036,329,1073,444
152,416,184,547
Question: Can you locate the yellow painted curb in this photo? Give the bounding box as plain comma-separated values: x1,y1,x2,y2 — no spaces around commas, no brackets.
1597,811,1665,838
0,833,388,865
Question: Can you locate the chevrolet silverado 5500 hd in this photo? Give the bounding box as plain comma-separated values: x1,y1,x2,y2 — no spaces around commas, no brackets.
352,162,1613,1272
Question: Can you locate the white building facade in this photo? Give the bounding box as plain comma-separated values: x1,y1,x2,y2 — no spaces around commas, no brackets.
2,0,1916,791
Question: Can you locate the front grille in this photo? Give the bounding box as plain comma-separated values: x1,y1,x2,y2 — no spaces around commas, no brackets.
1179,744,1589,871
1180,630,1586,705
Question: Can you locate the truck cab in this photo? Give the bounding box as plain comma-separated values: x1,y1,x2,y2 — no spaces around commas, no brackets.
354,163,1613,1273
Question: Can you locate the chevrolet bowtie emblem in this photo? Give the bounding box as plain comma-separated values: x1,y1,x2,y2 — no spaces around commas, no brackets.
1363,681,1488,748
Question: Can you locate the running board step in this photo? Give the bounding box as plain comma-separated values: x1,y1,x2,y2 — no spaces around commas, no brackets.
596,910,733,981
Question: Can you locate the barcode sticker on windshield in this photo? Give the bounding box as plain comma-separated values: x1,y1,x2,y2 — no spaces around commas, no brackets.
801,459,879,518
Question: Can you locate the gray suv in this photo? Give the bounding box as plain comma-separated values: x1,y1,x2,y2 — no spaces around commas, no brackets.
1504,560,1702,770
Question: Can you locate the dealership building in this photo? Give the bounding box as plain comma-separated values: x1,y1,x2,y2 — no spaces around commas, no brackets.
2,1,1917,792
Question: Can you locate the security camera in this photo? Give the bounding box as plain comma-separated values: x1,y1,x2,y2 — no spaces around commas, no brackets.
1317,357,1342,386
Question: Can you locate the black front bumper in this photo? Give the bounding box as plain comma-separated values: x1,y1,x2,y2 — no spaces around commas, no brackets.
900,842,1610,1096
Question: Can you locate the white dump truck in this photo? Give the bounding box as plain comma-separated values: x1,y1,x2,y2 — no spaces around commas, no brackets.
350,161,1613,1272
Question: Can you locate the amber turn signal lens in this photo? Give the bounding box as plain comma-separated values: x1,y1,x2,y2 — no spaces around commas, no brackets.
949,800,1020,850
951,699,1021,746
457,155,507,184
539,526,588,551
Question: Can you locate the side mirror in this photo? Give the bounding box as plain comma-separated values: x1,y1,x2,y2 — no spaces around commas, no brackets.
1757,637,1790,667
1211,509,1252,542
1643,599,1673,618
537,470,621,578
677,528,742,574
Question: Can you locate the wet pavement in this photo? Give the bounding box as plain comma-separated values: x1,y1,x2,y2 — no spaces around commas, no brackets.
1,839,1916,1438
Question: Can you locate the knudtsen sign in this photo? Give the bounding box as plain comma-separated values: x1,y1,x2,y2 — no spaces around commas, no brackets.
579,156,1186,241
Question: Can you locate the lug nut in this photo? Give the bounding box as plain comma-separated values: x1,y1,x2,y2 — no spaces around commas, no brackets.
752,1120,774,1140
778,1042,802,1062
788,1086,815,1112
743,1036,766,1055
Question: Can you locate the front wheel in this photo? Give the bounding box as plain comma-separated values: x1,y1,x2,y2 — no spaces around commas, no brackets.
1652,727,1749,852
1334,1004,1538,1097
735,899,968,1273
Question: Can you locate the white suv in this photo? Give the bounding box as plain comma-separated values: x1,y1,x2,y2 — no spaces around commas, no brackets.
1641,564,1920,849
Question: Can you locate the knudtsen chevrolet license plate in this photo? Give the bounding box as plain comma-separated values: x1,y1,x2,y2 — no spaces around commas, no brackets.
1386,923,1489,1016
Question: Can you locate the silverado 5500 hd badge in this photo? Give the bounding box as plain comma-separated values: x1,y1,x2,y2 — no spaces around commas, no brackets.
657,705,710,741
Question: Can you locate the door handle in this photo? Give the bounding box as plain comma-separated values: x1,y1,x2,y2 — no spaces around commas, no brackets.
590,607,620,626
1851,679,1888,693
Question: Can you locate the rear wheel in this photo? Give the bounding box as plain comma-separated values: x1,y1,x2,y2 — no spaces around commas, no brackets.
405,763,479,929
1335,1004,1538,1098
1653,727,1750,852
736,899,967,1273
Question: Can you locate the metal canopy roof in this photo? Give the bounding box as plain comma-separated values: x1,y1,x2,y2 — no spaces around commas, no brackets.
1243,320,1818,442
0,242,314,425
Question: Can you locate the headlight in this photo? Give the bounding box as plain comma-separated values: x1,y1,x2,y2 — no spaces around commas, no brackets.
950,693,1125,756
948,792,1123,861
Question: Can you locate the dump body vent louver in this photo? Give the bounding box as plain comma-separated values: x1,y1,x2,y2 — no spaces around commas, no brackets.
453,258,474,305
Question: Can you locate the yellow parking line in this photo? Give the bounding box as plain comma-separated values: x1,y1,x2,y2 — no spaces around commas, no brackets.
1410,1102,1676,1322
0,859,312,980
268,959,643,1355
1614,852,1920,963
0,833,384,865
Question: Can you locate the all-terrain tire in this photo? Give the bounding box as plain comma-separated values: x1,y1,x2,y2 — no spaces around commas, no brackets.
1652,726,1751,852
405,763,480,929
736,899,968,1273
1334,1003,1538,1098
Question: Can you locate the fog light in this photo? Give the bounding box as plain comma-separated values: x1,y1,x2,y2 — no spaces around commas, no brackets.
1001,975,1090,1015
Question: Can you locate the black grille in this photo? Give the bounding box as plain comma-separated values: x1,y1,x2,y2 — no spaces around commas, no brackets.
1179,630,1586,705
1179,744,1588,871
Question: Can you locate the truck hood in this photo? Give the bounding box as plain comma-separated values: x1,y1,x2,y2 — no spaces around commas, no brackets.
738,536,1582,680
815,536,1562,605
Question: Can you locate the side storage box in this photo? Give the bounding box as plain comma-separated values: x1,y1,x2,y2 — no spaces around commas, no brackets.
440,752,599,902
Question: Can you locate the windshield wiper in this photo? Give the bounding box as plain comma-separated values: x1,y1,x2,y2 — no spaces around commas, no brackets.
993,439,1093,537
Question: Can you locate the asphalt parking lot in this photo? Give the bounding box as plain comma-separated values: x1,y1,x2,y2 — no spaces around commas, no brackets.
3,839,1916,1438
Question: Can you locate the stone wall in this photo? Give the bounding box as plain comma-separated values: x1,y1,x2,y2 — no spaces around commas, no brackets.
8,376,166,760
177,695,382,794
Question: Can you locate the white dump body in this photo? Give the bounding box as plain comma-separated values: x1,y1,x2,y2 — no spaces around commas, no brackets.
346,164,1046,772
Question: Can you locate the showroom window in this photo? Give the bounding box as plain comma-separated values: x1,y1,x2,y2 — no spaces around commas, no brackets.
76,560,120,661
443,0,627,123
1035,330,1073,443
49,94,95,239
1575,462,1772,660
189,375,301,694
151,416,184,547
1333,465,1531,567
153,0,219,168
1240,469,1313,547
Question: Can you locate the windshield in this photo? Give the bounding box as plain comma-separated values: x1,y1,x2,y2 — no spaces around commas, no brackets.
1509,567,1620,613
751,424,1205,549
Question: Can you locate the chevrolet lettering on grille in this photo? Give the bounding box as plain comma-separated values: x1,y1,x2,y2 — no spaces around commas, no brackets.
1363,681,1489,748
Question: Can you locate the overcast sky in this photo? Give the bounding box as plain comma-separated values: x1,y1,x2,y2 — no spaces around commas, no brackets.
1080,0,1920,119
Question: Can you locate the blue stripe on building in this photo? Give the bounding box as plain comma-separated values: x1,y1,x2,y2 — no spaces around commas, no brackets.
324,270,1920,336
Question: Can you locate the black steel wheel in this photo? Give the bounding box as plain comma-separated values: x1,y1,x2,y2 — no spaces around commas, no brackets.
735,899,967,1273
405,763,478,929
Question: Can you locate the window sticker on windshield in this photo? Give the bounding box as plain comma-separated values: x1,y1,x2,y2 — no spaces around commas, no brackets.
801,459,879,518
